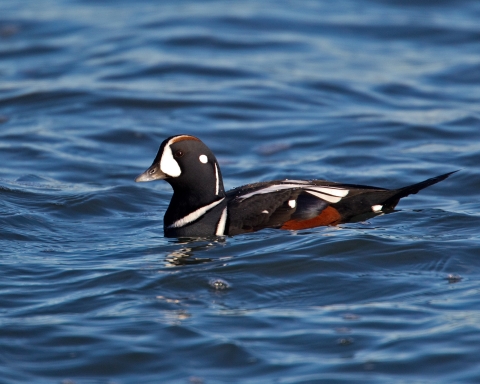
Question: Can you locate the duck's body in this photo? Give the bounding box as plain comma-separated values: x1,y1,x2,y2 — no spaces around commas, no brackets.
135,134,454,238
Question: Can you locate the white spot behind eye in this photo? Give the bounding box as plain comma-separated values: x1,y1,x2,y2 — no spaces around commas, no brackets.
160,144,181,177
199,154,208,163
288,200,296,208
371,205,383,212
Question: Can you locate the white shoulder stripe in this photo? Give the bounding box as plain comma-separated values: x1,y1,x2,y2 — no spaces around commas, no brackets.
168,198,225,229
215,207,228,236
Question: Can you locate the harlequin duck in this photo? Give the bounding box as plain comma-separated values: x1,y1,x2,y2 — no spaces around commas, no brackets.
135,134,455,238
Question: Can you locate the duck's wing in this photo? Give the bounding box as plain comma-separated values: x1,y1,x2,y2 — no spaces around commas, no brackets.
225,172,456,235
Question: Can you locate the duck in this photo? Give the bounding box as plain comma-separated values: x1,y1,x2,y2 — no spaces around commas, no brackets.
135,134,455,238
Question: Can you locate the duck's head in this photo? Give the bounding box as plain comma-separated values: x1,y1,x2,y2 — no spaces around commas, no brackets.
135,134,225,198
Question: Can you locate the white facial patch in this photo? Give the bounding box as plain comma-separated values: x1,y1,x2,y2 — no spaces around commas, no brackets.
160,144,181,177
371,205,383,212
288,199,296,208
199,154,208,164
262,210,269,214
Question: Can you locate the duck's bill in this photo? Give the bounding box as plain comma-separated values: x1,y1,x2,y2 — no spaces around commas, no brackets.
135,164,168,182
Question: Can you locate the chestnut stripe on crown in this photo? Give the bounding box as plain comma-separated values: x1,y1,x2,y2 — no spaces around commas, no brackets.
170,135,201,144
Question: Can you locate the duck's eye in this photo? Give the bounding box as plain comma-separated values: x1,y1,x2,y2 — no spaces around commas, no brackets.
149,168,156,175
174,150,184,158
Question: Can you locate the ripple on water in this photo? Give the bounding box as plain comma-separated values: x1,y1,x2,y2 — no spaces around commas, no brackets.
1,0,480,382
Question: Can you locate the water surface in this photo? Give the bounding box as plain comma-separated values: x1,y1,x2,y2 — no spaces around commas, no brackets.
1,0,479,382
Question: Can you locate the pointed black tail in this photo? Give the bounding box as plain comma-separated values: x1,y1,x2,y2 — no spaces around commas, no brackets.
383,170,457,210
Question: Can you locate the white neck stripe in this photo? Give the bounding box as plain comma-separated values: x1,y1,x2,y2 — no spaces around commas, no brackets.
168,198,225,229
214,163,219,195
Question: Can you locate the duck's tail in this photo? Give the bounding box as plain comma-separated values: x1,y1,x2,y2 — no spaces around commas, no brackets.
383,170,458,210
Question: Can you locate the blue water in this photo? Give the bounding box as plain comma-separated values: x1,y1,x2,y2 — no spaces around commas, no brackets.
1,0,480,382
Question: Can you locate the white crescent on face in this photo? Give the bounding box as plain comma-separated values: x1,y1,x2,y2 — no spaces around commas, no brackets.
160,144,181,177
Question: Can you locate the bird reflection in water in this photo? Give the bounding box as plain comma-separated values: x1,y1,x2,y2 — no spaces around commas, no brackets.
165,238,227,266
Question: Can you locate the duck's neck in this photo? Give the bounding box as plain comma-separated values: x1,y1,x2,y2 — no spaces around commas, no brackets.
164,164,226,224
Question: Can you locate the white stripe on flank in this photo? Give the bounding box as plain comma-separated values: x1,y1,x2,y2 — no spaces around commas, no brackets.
168,198,225,229
305,190,342,203
214,163,219,195
215,207,228,236
238,183,349,201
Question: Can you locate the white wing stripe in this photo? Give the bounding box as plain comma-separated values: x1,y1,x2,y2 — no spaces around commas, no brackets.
282,180,311,184
168,198,225,228
238,184,304,200
305,190,342,203
238,183,349,201
215,207,228,236
312,187,349,197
